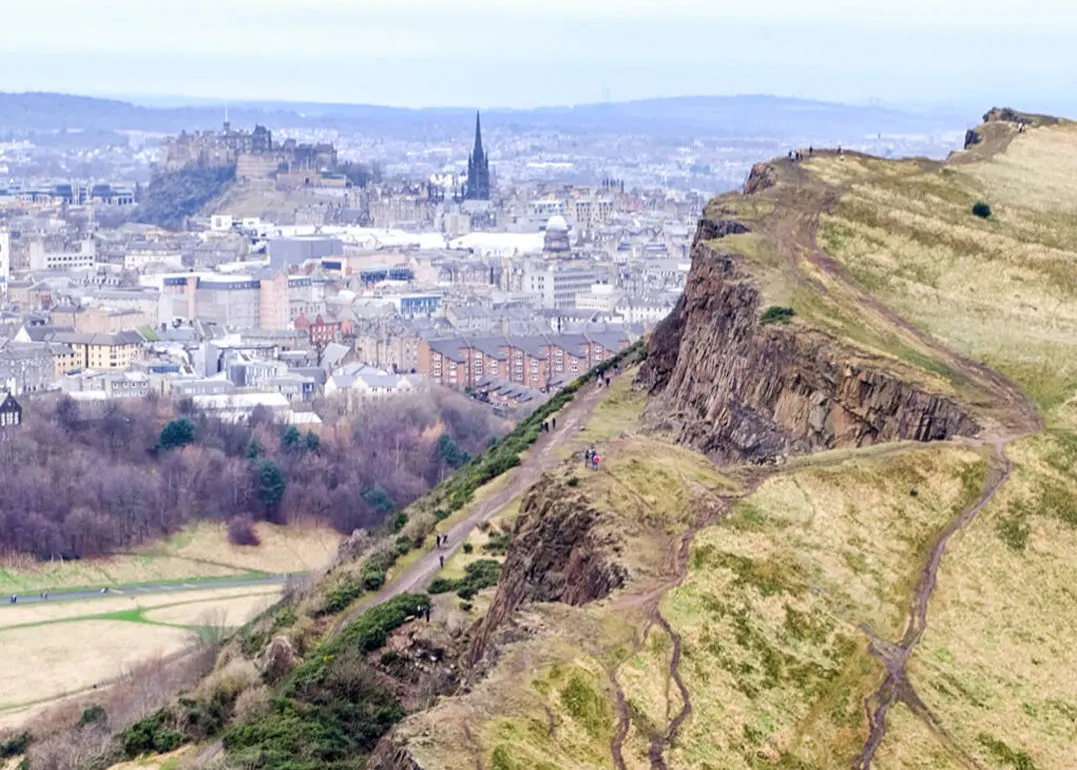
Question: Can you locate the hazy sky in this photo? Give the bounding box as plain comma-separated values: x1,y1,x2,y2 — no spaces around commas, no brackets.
1,0,1074,110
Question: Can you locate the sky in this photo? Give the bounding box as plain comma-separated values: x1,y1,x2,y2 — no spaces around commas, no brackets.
1,0,1074,112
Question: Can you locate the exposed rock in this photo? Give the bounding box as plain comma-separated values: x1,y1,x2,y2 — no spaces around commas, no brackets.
261,635,298,683
468,478,627,665
367,739,425,770
699,217,751,240
639,228,979,464
982,107,1060,127
964,129,982,149
744,162,778,194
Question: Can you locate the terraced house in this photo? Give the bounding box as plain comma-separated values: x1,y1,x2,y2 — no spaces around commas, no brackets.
418,331,631,390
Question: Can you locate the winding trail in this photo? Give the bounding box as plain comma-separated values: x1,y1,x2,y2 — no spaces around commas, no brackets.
331,381,609,638
767,157,1042,766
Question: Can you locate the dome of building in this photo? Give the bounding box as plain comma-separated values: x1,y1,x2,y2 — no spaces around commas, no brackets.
546,215,569,233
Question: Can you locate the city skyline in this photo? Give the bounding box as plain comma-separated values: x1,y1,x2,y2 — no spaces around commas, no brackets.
1,0,1075,114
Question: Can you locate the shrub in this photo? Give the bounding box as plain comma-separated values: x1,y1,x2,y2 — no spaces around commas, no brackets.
394,536,411,556
459,601,474,612
361,567,386,592
391,512,408,532
0,733,30,759
122,708,189,758
158,418,195,451
76,704,108,729
972,201,992,219
228,514,261,546
433,508,451,522
462,542,474,554
482,531,512,556
566,476,580,487
760,306,796,325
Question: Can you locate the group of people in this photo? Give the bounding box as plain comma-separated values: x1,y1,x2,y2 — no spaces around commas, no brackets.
434,532,450,568
583,446,601,471
541,417,557,433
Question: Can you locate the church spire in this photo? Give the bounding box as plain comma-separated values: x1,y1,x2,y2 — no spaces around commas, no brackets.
473,111,484,158
466,110,491,201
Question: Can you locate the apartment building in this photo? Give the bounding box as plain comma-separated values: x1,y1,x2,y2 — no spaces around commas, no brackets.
417,331,630,391
29,238,96,271
49,331,145,370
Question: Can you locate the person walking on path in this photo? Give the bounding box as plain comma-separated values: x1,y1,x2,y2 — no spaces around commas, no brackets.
592,453,600,472
551,417,556,430
439,554,445,568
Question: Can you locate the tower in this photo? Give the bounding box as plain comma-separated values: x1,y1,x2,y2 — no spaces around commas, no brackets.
465,111,491,201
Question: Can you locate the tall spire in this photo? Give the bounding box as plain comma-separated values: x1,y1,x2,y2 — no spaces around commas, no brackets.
465,110,491,201
473,111,484,158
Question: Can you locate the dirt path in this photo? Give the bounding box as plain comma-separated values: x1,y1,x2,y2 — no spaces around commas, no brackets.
331,381,608,636
854,443,1011,769
761,160,1042,766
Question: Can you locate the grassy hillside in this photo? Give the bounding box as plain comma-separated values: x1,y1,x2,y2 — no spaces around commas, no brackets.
12,115,1077,770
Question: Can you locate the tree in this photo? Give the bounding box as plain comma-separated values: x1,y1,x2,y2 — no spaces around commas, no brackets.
245,437,263,461
281,426,302,451
257,460,287,517
304,432,321,452
228,514,261,546
437,433,470,469
158,419,195,451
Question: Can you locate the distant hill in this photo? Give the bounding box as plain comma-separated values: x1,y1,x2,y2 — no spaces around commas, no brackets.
0,91,964,141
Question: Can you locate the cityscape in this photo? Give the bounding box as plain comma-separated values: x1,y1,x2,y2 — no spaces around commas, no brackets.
0,94,965,421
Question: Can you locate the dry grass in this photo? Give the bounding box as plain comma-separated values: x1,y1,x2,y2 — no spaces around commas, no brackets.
816,126,1077,416
901,432,1077,769
141,591,279,627
0,585,282,630
657,445,986,769
0,621,191,709
0,584,282,725
0,522,342,593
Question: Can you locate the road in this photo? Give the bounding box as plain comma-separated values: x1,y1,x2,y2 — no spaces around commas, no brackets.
1,574,294,607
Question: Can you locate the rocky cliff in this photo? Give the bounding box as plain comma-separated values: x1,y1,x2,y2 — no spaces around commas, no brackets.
639,228,979,463
467,477,627,665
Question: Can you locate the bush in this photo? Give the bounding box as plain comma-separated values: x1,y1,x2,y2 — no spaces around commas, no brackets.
228,514,261,546
76,704,108,729
459,601,473,612
482,531,512,556
566,476,580,487
122,708,189,758
0,733,29,759
391,512,408,532
158,418,195,451
462,542,474,554
760,306,796,325
427,559,501,598
361,567,386,592
394,536,411,556
972,201,992,219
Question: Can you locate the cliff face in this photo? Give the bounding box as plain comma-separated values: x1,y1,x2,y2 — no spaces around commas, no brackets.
639,227,979,464
467,477,627,665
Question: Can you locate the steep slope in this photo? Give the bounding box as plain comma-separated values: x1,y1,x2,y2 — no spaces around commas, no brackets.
20,111,1077,770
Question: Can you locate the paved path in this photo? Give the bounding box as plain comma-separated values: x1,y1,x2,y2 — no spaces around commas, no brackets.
1,575,293,608
332,379,608,635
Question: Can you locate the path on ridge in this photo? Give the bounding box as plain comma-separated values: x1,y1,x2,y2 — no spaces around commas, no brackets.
332,380,608,636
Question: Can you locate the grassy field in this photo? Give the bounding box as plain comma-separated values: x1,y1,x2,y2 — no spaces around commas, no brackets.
0,584,282,726
815,127,1077,418
891,432,1077,769
658,444,986,769
0,521,342,593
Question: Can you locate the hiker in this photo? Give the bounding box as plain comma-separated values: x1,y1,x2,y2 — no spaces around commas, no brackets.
9,594,15,604
592,454,600,471
424,605,431,623
584,448,592,466
605,376,610,388
837,145,842,155
439,555,445,568
551,417,556,430
435,534,441,548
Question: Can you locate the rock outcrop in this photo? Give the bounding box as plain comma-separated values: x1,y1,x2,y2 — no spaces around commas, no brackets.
744,162,778,194
639,225,979,464
983,107,1060,127
963,128,982,149
468,478,627,665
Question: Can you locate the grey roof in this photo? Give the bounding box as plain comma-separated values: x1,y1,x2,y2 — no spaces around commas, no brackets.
49,330,144,346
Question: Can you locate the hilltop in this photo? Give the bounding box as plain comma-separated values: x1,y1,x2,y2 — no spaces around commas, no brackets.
9,109,1077,770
